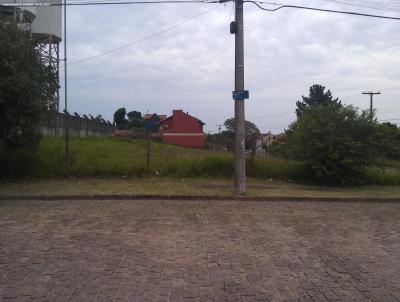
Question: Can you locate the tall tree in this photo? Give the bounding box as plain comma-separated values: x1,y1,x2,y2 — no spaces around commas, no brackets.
371,122,400,160
127,111,142,120
0,19,57,153
295,84,342,117
113,107,128,130
287,102,372,184
127,110,144,130
223,118,260,149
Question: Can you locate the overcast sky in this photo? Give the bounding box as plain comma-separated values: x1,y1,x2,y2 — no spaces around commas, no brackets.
61,0,400,133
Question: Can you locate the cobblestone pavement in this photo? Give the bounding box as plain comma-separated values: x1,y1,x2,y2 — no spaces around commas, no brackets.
1,199,400,302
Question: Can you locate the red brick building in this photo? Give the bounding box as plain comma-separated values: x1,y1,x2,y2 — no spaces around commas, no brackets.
157,110,205,148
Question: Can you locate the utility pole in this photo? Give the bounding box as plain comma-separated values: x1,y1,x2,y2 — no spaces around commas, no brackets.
64,0,69,167
217,124,223,151
233,0,246,194
362,91,381,122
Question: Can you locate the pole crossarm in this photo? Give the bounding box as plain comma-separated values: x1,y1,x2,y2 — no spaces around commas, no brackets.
362,91,381,122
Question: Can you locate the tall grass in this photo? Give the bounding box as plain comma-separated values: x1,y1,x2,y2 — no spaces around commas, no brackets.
247,157,306,181
2,136,400,185
363,166,400,185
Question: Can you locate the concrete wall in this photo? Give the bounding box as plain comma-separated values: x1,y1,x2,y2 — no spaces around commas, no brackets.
41,112,115,137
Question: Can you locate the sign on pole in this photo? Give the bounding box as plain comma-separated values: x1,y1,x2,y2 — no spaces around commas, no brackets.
232,90,249,100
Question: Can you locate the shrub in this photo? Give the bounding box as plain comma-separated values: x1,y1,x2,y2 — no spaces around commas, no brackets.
286,104,372,184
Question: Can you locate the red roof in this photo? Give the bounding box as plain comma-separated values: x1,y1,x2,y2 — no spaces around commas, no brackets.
143,113,167,120
157,110,204,126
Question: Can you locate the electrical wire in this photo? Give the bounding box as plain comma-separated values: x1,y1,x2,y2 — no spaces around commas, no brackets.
320,0,400,13
322,0,400,8
245,1,400,20
68,5,220,65
247,112,293,119
8,0,400,20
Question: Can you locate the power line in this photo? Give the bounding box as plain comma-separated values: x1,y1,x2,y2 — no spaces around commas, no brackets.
322,0,400,9
245,1,400,20
68,5,220,65
247,112,293,119
8,0,400,20
321,0,400,12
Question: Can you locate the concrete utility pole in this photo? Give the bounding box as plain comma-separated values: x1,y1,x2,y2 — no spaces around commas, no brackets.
216,124,223,151
233,0,246,194
64,0,69,167
362,91,381,122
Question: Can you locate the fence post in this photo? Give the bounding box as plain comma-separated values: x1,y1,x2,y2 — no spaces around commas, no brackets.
54,111,58,137
146,130,151,174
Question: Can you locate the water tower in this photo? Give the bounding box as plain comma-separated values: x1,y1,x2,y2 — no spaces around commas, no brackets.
0,0,62,110
0,0,36,30
31,0,62,110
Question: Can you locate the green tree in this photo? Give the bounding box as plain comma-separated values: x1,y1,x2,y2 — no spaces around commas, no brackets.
223,118,260,149
371,122,400,160
0,19,58,153
113,107,128,130
296,84,342,117
286,104,372,184
127,110,144,130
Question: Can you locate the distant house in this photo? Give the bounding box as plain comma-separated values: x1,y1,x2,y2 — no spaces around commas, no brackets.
157,110,205,148
261,131,286,146
254,138,265,155
143,113,167,121
143,113,167,133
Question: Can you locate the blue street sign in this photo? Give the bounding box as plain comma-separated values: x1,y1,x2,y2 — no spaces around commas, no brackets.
232,90,249,100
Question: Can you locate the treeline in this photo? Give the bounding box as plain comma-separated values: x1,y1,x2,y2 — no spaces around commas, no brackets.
113,108,146,131
205,118,261,153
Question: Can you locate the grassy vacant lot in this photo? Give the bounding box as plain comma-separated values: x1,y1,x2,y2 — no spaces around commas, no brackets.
3,136,304,180
1,136,400,190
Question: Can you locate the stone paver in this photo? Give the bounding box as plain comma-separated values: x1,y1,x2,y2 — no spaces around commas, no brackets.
1,199,400,301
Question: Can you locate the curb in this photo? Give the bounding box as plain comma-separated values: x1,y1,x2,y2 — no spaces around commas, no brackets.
1,194,400,203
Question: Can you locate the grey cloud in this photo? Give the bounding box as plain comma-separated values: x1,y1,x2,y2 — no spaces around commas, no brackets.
61,0,400,133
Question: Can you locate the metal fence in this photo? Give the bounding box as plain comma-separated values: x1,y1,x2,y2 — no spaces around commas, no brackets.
41,111,115,137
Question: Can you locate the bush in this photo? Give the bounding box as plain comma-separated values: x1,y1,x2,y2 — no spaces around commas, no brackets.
0,150,41,178
286,104,372,184
371,122,400,160
363,166,400,186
